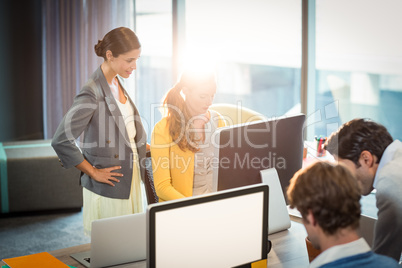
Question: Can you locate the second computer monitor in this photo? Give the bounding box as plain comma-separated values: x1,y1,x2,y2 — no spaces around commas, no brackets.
147,184,268,268
212,113,305,203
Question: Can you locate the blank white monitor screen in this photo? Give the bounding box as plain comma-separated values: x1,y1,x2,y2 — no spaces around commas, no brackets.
147,184,268,268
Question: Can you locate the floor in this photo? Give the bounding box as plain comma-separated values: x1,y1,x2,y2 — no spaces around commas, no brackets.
0,209,90,260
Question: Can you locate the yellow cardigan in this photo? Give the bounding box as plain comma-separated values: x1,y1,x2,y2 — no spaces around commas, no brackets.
150,112,226,202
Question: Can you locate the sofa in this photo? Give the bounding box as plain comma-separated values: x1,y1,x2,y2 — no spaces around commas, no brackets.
0,139,82,214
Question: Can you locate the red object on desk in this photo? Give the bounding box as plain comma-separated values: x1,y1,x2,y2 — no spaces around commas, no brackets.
314,136,327,157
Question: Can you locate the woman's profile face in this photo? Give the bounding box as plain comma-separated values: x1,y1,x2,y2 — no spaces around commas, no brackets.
110,48,141,78
183,80,216,116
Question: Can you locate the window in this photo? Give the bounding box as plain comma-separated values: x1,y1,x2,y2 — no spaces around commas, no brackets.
185,0,302,117
135,0,173,138
312,0,402,140
134,0,402,143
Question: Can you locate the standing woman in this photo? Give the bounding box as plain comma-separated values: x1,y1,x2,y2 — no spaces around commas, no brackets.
151,70,226,202
52,27,147,235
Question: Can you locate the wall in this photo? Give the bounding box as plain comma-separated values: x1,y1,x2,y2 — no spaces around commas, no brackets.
0,0,43,142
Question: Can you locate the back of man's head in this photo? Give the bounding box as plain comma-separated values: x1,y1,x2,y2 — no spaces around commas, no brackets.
287,161,361,235
324,118,393,167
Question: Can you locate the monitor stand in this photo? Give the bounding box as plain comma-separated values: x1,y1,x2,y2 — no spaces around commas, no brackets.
260,168,291,234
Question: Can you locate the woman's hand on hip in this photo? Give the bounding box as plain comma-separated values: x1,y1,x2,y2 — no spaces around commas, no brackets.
75,160,123,187
91,166,123,186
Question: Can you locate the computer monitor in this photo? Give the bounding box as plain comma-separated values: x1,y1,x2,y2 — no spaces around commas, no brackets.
212,113,305,203
147,184,268,268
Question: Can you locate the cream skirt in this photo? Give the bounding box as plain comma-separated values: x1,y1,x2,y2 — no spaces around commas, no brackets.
82,157,147,236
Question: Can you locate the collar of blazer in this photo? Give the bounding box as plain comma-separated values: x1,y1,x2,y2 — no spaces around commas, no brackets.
96,67,134,150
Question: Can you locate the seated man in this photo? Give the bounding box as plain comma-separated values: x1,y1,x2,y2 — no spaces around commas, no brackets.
287,161,399,267
325,118,402,262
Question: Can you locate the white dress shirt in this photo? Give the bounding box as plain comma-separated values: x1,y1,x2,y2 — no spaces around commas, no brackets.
310,238,371,268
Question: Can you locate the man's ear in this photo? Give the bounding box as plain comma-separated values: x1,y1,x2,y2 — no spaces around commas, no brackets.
359,150,375,168
306,210,317,226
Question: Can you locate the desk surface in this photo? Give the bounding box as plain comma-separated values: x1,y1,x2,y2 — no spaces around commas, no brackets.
1,220,309,268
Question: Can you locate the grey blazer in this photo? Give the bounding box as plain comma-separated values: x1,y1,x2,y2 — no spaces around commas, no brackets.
373,142,402,261
52,67,147,199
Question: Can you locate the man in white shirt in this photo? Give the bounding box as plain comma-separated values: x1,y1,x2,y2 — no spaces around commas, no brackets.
325,118,402,262
287,161,398,267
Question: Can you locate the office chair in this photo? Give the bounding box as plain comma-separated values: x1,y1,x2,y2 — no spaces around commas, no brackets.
209,103,267,126
144,151,159,204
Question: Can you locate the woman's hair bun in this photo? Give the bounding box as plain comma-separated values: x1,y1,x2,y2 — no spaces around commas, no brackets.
95,27,140,60
94,39,103,57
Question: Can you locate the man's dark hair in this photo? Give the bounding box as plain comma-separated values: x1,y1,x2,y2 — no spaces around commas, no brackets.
324,119,393,166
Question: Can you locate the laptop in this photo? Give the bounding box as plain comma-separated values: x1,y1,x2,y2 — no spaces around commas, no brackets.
260,168,291,234
71,212,146,268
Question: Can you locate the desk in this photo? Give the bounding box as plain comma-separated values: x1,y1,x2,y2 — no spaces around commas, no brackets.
1,221,308,268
